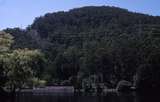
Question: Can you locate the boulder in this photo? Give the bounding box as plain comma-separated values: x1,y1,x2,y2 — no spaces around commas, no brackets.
116,80,132,92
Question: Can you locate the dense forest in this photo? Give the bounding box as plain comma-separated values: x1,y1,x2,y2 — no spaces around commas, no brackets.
2,6,160,92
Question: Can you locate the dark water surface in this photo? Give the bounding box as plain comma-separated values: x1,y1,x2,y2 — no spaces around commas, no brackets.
1,92,160,102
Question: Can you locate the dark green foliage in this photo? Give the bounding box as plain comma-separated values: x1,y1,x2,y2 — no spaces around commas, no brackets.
4,28,39,49
3,6,160,90
136,51,160,91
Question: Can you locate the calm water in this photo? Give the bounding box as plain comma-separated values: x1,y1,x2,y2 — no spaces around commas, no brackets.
1,92,160,102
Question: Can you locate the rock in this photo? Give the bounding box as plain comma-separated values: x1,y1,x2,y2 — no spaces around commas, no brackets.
116,80,132,92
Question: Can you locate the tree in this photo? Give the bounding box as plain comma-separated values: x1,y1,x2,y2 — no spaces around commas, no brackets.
0,31,45,93
135,51,160,91
5,49,44,92
0,31,14,88
0,31,14,52
53,47,80,81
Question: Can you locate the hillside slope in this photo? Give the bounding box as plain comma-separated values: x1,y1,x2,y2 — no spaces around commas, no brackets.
4,6,160,90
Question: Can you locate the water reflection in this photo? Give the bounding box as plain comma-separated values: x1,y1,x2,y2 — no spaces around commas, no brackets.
1,92,160,102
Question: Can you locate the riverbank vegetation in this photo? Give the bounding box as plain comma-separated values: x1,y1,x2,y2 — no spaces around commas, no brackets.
1,6,160,93
0,31,45,94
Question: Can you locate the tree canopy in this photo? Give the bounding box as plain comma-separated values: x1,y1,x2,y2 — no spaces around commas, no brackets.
0,31,45,92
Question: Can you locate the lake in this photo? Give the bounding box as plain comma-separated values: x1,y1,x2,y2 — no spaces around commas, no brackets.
1,92,160,102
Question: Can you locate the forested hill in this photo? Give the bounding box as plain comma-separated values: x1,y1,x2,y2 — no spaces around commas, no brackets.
4,6,160,91
31,6,160,39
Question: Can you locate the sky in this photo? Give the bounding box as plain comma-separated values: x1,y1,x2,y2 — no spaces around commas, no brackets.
0,0,159,30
